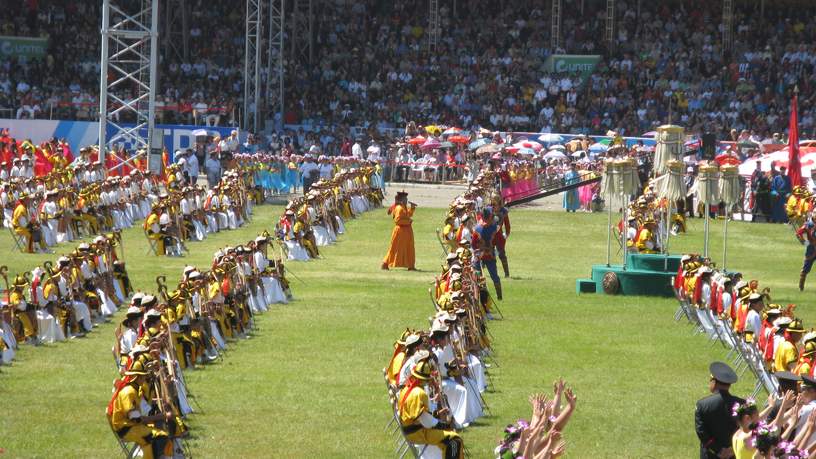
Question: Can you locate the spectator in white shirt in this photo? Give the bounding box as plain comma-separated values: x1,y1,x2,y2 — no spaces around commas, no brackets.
299,155,320,193
366,142,382,161
205,153,221,188
184,149,199,186
351,139,363,159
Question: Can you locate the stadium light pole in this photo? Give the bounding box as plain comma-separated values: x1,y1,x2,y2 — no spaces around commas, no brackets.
551,0,562,51
722,0,734,55
291,0,313,63
244,0,263,133
605,0,615,48
266,0,285,132
428,0,439,52
98,0,159,175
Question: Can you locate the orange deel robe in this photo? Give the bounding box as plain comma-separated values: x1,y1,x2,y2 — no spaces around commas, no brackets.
383,204,415,268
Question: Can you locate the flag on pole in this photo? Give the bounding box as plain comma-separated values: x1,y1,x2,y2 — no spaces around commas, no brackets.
788,90,802,187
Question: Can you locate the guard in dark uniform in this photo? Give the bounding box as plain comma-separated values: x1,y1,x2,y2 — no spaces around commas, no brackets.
695,361,745,459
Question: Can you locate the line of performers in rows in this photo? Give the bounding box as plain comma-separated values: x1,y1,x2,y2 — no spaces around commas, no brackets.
439,171,511,300
275,167,384,261
675,254,815,377
0,233,132,364
2,167,162,253
385,172,507,459
143,168,260,256
108,233,292,458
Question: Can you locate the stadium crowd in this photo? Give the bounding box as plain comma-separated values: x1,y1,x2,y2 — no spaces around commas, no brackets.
1,1,814,143
0,1,242,125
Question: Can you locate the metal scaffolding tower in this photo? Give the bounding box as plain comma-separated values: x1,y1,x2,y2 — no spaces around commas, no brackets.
163,0,189,62
722,0,734,54
98,0,159,172
291,0,313,63
244,0,264,132
266,0,284,130
605,0,615,47
428,0,440,52
551,0,562,51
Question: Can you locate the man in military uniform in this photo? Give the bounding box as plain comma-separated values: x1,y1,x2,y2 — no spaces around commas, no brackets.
694,361,744,459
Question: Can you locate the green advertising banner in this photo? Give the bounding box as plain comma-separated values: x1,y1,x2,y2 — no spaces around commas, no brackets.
0,35,48,59
545,54,602,82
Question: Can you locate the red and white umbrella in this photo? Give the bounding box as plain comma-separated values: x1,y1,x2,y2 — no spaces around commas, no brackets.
407,136,426,145
442,127,464,136
513,140,543,152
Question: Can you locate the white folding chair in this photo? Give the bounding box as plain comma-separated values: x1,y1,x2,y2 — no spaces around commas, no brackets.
143,229,159,255
695,307,718,341
8,226,26,253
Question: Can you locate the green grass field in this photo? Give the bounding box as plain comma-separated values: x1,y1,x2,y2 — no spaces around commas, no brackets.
0,203,810,458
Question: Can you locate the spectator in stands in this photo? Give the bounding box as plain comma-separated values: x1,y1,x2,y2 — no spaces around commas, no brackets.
205,152,221,188
184,149,199,186
0,0,814,145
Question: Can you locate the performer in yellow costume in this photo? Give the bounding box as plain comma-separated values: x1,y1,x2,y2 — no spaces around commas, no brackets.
794,341,816,377
635,217,660,254
398,359,464,459
382,191,416,270
786,186,812,229
108,369,170,459
10,274,37,343
774,318,805,372
12,194,45,253
144,205,164,255
386,331,420,387
294,210,319,258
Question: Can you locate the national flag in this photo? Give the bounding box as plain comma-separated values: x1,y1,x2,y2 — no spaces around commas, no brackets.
788,91,802,187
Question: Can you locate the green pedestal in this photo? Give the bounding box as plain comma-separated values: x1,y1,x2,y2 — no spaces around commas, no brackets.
576,253,681,297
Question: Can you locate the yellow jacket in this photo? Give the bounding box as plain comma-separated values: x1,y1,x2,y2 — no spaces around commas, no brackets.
110,384,141,431
398,384,430,426
387,350,406,387
12,203,28,228
636,228,657,254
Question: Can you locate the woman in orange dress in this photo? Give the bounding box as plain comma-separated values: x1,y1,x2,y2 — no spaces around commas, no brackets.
382,191,416,270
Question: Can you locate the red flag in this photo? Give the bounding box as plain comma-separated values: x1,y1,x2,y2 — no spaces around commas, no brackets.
788,92,802,187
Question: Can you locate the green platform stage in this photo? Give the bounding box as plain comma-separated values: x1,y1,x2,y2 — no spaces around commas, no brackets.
576,253,682,297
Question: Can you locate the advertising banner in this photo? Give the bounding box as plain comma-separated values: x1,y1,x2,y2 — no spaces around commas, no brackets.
0,35,48,59
545,54,602,82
